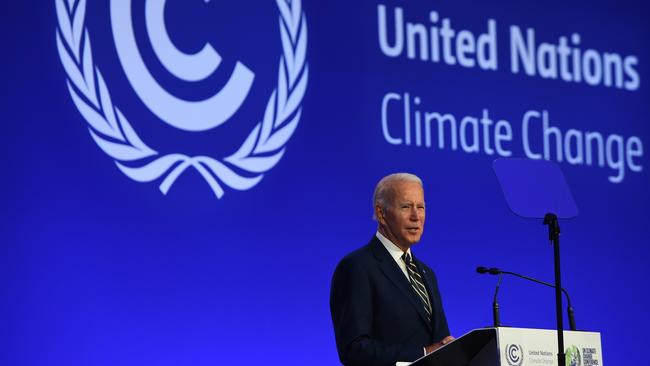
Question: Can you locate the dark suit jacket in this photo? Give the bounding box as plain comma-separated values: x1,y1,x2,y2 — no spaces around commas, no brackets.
330,236,450,366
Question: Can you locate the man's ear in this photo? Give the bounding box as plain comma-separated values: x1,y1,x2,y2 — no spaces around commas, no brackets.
375,205,386,225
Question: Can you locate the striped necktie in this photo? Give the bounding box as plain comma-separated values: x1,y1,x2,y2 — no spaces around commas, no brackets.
402,252,433,321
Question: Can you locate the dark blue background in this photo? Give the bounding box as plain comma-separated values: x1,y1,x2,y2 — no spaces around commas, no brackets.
2,1,649,365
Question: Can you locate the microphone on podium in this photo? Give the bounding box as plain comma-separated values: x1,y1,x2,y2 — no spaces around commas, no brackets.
476,266,577,330
476,266,503,327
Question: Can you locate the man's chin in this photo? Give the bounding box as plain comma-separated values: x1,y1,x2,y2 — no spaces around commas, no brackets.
406,236,422,245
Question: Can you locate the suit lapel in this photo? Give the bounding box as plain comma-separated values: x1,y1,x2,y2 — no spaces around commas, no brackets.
370,238,432,330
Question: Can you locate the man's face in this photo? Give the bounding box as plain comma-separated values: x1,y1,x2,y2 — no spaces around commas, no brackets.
377,181,426,250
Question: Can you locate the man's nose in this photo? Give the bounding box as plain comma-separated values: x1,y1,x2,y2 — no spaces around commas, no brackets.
409,207,419,220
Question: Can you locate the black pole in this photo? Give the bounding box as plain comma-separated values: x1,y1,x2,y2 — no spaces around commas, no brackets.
544,213,565,366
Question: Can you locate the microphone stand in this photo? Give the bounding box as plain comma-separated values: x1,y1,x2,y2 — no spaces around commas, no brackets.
478,266,576,331
544,213,565,366
499,270,577,331
492,273,503,327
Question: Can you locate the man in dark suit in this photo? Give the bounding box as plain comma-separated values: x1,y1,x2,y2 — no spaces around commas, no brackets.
330,173,454,366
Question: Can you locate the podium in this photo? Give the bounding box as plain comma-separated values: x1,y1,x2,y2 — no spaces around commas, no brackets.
407,327,602,366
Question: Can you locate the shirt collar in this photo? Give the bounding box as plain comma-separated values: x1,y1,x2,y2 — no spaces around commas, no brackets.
376,231,412,262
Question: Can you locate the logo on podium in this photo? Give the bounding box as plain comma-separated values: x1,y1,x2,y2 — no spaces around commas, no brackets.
56,0,309,198
505,343,524,366
565,345,582,366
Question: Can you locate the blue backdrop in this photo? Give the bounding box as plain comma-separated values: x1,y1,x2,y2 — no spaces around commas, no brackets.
2,1,649,365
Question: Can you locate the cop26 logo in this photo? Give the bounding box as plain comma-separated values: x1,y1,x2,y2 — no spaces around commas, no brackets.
56,0,308,198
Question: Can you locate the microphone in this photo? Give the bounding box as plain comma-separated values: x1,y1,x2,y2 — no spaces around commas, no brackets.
476,266,577,331
476,266,500,275
477,267,503,327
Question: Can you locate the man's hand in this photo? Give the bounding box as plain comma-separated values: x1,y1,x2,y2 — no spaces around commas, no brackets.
425,335,455,354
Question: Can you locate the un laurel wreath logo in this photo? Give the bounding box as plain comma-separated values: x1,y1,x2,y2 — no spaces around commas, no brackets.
55,0,308,199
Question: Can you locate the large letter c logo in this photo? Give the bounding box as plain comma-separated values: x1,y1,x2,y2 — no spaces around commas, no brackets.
111,0,255,132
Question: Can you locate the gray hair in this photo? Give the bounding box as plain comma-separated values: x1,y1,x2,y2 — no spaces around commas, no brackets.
372,173,423,220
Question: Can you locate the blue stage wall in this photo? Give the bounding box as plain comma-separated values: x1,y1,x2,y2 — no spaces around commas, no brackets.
2,1,649,365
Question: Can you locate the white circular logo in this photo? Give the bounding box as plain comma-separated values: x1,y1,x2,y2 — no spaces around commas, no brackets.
55,0,308,198
506,344,523,366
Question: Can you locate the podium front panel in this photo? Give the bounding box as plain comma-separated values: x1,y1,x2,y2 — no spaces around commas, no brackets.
496,328,603,366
